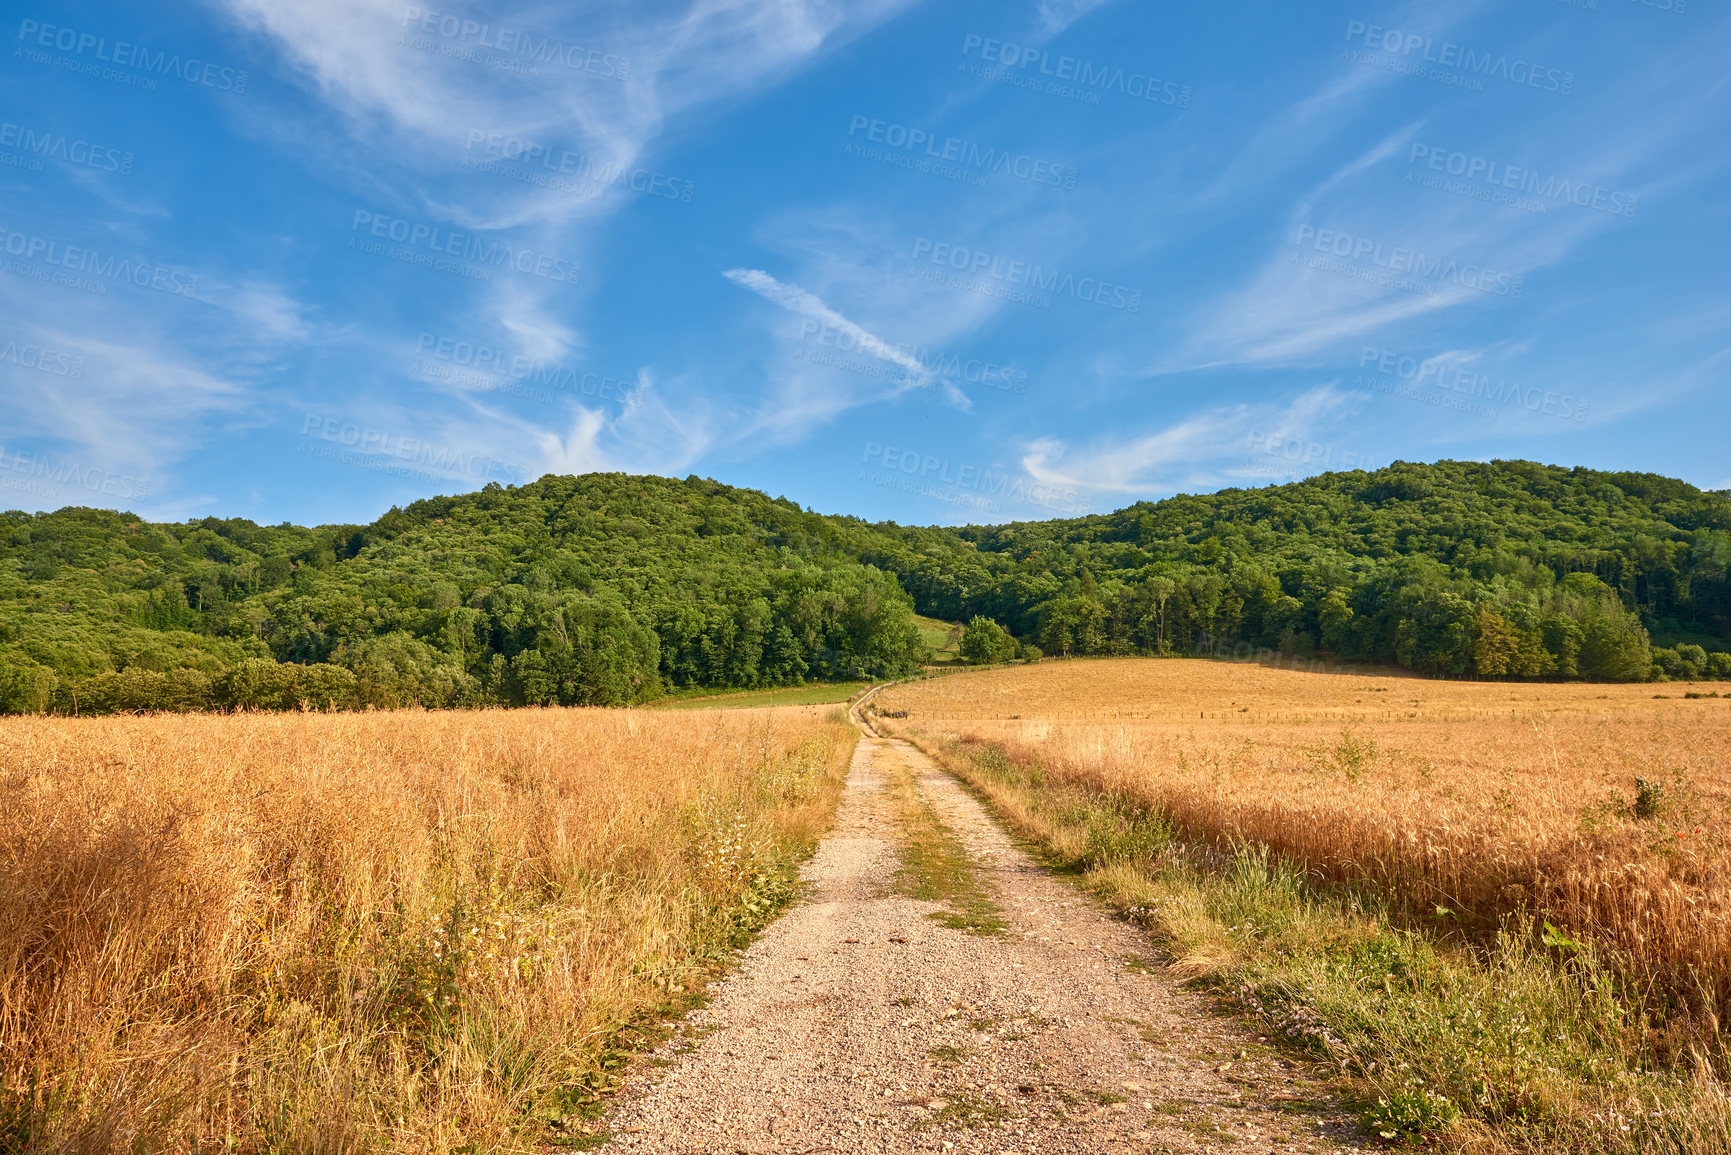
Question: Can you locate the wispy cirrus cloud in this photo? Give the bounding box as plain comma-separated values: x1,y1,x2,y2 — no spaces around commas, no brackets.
724,266,972,431
0,314,250,514
1034,0,1117,37
197,0,924,487
1019,384,1362,498
215,0,917,211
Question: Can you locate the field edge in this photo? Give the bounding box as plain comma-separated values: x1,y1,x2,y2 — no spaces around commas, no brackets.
883,722,1731,1154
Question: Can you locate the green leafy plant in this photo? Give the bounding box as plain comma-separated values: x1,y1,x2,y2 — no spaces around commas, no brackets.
1634,778,1665,819
1362,1086,1460,1146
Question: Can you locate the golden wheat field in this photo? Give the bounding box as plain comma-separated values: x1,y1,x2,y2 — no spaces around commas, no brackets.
0,705,854,1154
876,659,1731,1003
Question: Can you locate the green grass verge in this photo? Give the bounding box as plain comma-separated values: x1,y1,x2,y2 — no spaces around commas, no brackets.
912,614,963,664
906,731,1731,1154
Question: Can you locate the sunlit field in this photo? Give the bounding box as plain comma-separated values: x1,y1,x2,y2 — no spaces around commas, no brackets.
644,682,870,709
876,658,1731,1002
875,659,1731,1149
0,705,854,1153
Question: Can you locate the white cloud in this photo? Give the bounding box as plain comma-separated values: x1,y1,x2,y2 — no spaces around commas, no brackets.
1019,384,1361,498
723,266,972,434
192,0,925,493
1035,0,1116,37
212,279,317,346
725,267,935,386
1171,152,1637,372
214,0,916,224
0,321,249,512
525,375,714,480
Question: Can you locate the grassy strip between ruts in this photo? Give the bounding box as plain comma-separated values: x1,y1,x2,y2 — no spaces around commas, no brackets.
877,744,1007,936
893,728,1731,1154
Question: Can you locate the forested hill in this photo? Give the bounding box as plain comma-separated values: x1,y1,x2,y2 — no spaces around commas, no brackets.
2,461,1728,713
865,460,1731,679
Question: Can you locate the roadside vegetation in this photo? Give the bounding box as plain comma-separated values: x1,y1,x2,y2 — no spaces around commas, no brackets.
878,660,1731,1151
0,705,855,1153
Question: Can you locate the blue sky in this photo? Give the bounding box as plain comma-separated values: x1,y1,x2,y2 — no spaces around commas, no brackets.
1,0,1725,528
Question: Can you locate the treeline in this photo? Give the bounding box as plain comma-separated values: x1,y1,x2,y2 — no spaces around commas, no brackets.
960,565,1730,679
2,462,1729,715
863,461,1731,682
0,659,359,715
0,475,926,714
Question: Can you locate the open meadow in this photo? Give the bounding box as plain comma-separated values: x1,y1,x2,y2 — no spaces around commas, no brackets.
875,659,1731,1150
0,705,855,1153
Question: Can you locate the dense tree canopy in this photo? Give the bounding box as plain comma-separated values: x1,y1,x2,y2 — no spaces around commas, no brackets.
0,474,926,712
861,460,1730,681
2,461,1727,713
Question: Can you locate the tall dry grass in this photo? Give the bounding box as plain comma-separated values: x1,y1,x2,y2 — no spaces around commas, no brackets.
0,705,854,1153
879,660,1731,1013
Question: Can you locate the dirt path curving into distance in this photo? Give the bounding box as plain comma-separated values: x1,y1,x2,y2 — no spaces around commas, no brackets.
598,689,1365,1153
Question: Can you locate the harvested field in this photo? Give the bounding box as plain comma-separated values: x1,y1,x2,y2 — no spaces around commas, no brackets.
0,705,854,1153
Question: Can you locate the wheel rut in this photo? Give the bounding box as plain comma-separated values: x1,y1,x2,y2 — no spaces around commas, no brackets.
600,709,1366,1153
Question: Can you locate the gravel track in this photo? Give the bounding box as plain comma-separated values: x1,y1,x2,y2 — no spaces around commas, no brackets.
599,705,1366,1154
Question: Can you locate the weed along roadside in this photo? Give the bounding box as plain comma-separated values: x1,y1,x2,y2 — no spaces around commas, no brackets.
871,659,1731,1153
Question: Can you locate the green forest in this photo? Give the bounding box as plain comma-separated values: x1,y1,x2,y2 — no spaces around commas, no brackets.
3,460,1728,714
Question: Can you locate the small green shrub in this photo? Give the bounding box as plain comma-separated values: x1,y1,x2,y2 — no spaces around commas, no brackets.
1634,778,1665,820
1362,1086,1460,1146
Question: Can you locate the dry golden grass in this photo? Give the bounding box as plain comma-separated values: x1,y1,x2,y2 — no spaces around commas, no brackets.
0,704,854,1154
878,659,1731,1010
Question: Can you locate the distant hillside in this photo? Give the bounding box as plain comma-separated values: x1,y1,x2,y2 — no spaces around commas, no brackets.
862,459,1731,680
3,461,1728,713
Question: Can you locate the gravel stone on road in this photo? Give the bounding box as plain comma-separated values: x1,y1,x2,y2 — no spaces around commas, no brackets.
600,724,1367,1154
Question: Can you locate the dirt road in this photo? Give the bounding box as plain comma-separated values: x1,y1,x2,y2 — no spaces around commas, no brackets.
599,696,1364,1153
